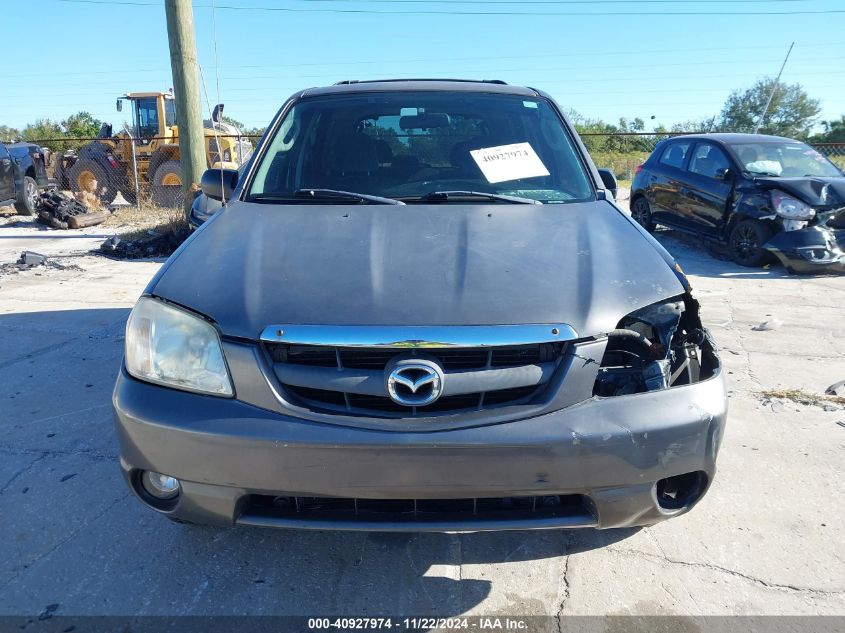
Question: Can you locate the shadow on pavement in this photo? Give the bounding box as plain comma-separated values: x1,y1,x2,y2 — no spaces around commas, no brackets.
1,307,640,616
651,228,817,281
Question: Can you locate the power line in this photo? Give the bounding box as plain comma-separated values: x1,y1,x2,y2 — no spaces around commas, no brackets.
5,41,842,81
52,0,845,16
12,52,845,90
299,0,810,3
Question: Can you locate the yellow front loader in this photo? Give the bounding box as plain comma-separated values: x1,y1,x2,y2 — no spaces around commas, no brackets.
56,92,252,208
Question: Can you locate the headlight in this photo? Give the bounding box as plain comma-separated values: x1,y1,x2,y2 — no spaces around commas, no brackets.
125,297,233,396
771,190,815,221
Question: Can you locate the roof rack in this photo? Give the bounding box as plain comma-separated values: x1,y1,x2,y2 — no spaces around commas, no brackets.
333,78,508,86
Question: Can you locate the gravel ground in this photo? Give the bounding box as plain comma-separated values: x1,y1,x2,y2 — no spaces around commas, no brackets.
0,200,843,622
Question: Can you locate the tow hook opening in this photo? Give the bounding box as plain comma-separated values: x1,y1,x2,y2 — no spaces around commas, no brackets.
655,471,708,511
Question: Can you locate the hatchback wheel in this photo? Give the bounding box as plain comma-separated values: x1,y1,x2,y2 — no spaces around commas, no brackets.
631,197,655,232
728,219,773,267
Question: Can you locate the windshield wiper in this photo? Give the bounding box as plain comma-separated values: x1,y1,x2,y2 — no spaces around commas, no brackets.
249,189,403,205
404,190,541,205
294,189,404,205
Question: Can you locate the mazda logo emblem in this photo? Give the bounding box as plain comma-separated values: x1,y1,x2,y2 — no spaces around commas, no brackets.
386,358,444,407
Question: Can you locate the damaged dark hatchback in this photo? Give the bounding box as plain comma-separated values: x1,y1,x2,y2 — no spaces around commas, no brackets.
631,133,845,273
113,80,727,531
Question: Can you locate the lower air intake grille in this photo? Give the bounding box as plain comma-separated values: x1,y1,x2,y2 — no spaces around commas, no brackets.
240,494,594,526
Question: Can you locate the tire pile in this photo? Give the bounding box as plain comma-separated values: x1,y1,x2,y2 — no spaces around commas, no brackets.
35,191,108,230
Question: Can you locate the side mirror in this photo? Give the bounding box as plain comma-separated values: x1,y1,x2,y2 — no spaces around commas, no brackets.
201,168,239,201
715,167,733,181
212,103,224,124
116,99,122,112
597,168,618,200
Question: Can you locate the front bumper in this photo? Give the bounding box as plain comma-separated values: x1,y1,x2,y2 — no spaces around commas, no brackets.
764,225,845,274
113,362,728,531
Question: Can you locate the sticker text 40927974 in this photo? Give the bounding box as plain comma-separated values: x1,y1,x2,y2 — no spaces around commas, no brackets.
469,142,550,184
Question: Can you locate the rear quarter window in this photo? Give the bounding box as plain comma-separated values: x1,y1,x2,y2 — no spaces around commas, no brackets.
658,142,691,169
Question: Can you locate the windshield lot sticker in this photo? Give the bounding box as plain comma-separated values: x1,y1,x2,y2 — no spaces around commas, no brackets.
470,142,550,184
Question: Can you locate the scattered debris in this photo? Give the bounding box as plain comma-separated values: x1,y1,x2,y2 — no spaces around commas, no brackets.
752,319,783,332
109,191,132,210
761,388,845,409
826,380,845,397
100,225,190,259
0,252,84,277
17,251,46,267
770,401,789,414
35,191,108,230
38,604,59,621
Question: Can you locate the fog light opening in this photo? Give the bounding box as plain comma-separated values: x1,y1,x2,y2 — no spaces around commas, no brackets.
140,471,181,500
655,471,707,511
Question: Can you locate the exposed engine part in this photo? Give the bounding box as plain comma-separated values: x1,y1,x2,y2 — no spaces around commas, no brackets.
594,294,714,397
782,219,808,232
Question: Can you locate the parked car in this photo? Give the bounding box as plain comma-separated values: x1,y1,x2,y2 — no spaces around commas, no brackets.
631,133,845,273
114,79,726,531
0,141,50,215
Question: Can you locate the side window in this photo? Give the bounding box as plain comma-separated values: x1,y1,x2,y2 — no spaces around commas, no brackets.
658,142,690,169
689,143,731,179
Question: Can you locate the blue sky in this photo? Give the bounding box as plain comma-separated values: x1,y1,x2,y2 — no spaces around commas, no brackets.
2,0,844,131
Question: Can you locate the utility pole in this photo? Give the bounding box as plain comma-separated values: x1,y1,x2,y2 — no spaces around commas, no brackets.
164,0,206,215
754,41,794,134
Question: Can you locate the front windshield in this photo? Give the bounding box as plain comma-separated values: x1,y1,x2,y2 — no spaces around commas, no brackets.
729,141,842,178
247,91,594,204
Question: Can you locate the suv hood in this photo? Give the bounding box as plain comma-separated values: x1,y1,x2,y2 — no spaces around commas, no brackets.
754,176,845,208
151,201,684,340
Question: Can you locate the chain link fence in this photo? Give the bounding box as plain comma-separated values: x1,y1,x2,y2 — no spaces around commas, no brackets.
19,132,845,212
27,134,258,213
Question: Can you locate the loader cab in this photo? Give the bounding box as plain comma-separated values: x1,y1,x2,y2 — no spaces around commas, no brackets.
117,93,177,148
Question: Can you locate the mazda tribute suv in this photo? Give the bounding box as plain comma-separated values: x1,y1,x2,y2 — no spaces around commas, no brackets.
113,79,727,531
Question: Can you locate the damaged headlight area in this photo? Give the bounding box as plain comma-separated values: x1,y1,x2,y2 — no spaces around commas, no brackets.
593,294,719,397
771,190,816,230
125,297,234,397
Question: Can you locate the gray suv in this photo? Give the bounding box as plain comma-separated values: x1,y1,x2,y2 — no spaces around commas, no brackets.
113,80,727,531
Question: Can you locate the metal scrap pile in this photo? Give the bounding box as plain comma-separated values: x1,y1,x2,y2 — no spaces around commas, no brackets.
35,191,109,230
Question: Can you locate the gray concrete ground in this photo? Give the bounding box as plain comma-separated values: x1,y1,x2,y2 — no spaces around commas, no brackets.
0,204,843,619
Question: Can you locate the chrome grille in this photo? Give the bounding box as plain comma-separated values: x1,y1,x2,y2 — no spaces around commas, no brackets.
265,342,566,418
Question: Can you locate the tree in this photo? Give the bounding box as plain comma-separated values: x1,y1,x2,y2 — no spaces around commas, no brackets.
0,125,21,142
809,115,845,143
22,119,63,145
718,78,820,138
63,111,102,139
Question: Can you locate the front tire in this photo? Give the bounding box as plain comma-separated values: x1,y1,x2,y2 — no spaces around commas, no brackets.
630,196,655,232
67,158,117,205
728,219,774,267
151,161,183,209
14,176,38,215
